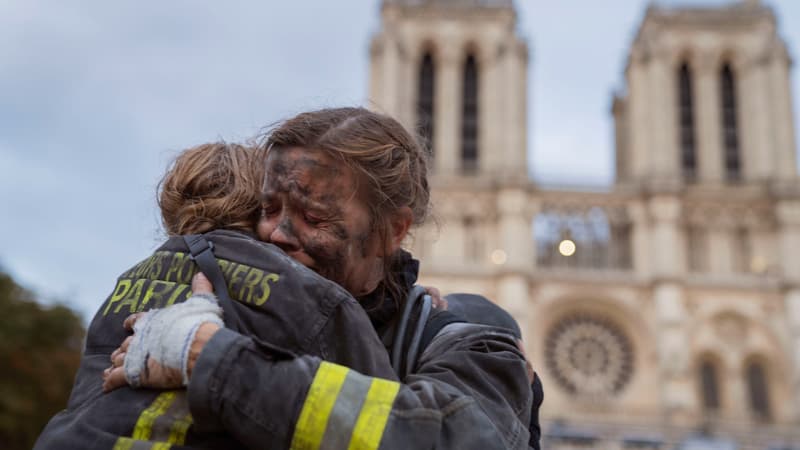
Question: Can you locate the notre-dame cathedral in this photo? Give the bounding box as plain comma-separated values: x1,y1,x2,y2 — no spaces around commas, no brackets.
370,0,800,448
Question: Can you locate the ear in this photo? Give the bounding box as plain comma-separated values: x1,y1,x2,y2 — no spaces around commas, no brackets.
384,206,413,255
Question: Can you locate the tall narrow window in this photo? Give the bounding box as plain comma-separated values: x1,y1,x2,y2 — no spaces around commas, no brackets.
746,361,771,420
720,63,741,181
461,54,479,173
678,63,697,181
417,52,435,156
699,359,720,412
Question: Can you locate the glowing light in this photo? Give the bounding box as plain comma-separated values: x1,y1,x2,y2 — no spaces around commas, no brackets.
750,256,767,274
490,249,507,265
558,239,576,256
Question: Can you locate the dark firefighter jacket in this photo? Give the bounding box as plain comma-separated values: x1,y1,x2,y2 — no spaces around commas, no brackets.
182,252,532,449
34,229,396,449
36,233,534,449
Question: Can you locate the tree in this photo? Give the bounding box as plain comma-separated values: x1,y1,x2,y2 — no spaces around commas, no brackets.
0,271,85,450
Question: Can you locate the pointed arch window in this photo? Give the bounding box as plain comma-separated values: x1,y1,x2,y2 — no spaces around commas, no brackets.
746,360,771,420
678,62,697,181
417,52,435,156
461,53,479,173
720,63,741,181
699,359,720,412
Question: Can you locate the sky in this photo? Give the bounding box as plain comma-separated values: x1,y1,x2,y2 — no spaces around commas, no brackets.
2,0,800,321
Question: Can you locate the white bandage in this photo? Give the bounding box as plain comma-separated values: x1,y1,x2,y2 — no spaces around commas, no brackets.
124,293,224,387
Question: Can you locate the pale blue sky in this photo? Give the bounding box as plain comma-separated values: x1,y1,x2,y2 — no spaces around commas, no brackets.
2,0,799,320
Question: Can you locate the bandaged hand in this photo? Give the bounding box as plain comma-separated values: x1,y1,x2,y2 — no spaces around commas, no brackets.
102,273,223,392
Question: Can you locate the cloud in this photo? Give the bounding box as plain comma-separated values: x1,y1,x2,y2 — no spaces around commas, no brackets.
1,0,799,321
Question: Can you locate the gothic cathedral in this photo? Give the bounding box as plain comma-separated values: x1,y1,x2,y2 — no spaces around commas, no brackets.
370,0,800,447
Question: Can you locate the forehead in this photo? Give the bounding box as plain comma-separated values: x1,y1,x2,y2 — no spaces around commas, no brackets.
264,146,357,196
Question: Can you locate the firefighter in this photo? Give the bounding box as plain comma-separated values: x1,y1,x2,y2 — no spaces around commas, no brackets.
104,108,538,449
35,142,399,449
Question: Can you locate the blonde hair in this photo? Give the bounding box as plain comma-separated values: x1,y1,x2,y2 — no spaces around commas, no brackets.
157,142,266,236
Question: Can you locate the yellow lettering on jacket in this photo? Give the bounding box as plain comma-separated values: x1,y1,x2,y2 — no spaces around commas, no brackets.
165,284,190,307
256,273,280,306
115,278,145,314
138,280,174,311
103,279,132,316
164,253,183,282
229,264,248,292
239,268,261,303
102,252,282,318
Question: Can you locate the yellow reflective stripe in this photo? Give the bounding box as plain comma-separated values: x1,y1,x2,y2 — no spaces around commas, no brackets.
133,392,177,440
112,437,134,450
347,378,400,450
112,437,172,450
291,362,350,450
167,412,193,445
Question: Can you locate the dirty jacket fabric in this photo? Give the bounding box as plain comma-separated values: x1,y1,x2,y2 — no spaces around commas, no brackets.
185,252,533,449
35,229,395,450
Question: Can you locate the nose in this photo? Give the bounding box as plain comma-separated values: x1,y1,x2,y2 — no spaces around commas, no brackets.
269,216,301,253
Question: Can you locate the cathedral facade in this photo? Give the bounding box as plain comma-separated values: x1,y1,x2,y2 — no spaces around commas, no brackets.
370,0,800,448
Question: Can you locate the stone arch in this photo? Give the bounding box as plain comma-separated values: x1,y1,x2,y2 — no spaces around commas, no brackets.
694,351,725,414
532,293,659,412
688,306,792,421
741,352,776,422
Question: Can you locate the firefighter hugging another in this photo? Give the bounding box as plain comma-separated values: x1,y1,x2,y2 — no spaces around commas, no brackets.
36,107,542,450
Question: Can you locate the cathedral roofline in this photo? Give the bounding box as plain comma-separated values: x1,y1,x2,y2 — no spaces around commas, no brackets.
382,0,513,9
636,0,776,40
621,0,784,74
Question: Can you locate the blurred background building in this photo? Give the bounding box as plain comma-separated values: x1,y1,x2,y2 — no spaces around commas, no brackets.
371,0,800,448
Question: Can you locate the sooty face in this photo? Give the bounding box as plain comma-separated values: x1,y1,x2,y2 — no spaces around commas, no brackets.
257,147,383,297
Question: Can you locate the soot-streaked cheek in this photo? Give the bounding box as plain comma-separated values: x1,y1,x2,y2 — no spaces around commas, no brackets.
301,233,351,284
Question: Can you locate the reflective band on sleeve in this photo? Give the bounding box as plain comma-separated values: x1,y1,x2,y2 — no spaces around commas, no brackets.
112,390,193,449
291,361,400,450
347,378,400,450
113,437,173,450
133,392,177,440
291,361,350,450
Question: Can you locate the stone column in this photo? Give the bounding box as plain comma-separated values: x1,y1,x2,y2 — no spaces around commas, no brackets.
498,188,533,270
397,43,416,131
653,282,693,422
498,275,530,341
738,56,774,182
504,39,528,179
777,200,800,284
777,200,800,419
497,188,533,340
480,41,500,176
784,289,800,420
648,54,680,183
769,49,798,181
375,35,400,117
628,200,651,278
435,46,462,176
627,55,651,182
695,53,724,183
649,195,685,278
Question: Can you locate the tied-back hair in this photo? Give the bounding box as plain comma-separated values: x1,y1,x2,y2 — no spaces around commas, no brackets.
261,107,432,305
158,142,267,236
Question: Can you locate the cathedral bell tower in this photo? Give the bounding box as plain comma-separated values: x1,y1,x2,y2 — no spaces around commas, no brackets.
369,0,534,337
369,0,529,181
613,0,797,188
